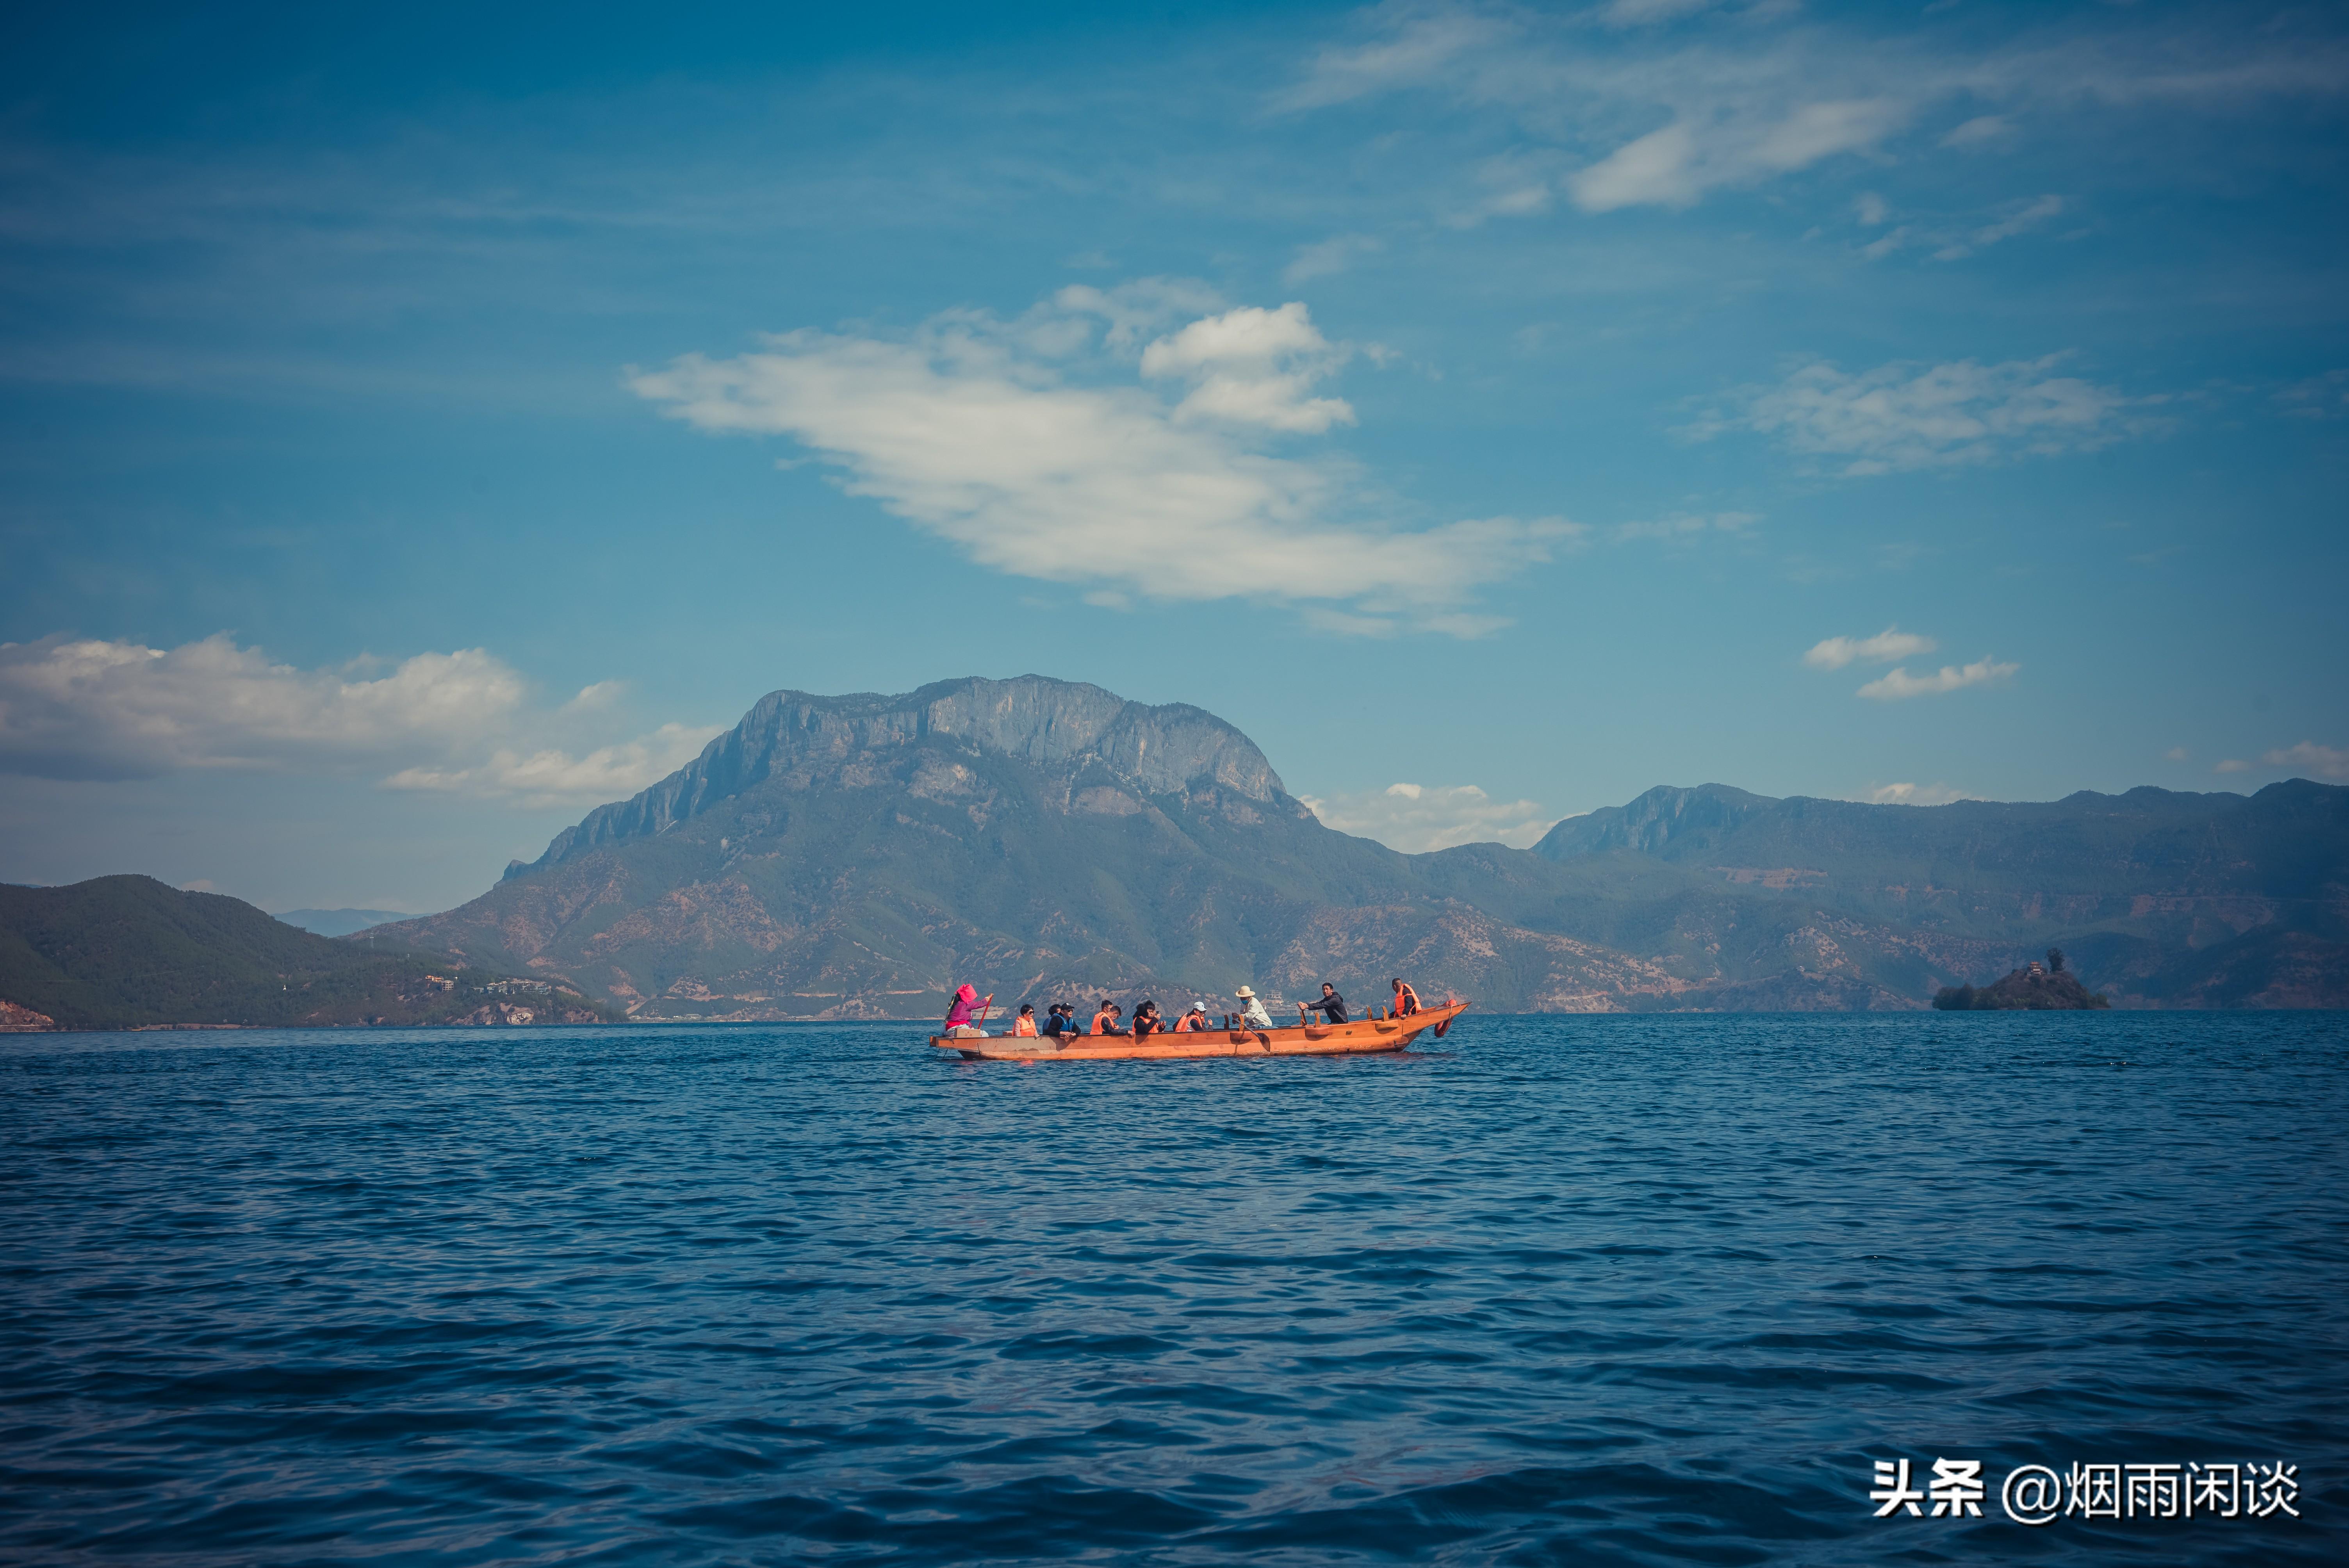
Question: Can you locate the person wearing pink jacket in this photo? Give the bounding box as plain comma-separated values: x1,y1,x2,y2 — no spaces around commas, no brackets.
942,983,992,1037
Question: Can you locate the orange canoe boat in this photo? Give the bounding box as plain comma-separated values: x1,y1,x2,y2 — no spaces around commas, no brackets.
929,998,1470,1061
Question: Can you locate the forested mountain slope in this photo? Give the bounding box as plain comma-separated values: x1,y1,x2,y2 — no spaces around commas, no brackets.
0,877,611,1030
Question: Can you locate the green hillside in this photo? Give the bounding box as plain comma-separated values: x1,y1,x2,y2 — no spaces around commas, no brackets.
0,877,617,1030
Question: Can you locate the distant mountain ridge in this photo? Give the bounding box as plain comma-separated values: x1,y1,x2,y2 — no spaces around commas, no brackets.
367,675,2349,1017
275,907,416,937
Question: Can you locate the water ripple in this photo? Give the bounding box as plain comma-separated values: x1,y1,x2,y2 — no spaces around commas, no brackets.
3,1012,2344,1564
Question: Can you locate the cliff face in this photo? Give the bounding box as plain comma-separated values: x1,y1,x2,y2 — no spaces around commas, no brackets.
368,676,2349,1019
528,678,1285,872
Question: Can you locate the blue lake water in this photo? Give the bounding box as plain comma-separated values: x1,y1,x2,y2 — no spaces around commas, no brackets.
3,1012,2344,1565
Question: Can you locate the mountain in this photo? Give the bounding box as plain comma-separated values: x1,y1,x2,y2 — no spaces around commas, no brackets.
274,907,417,937
0,877,615,1030
371,675,2349,1017
1530,781,2349,1006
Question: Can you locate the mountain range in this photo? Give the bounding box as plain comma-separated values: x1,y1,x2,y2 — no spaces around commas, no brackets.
274,907,415,937
365,676,2349,1017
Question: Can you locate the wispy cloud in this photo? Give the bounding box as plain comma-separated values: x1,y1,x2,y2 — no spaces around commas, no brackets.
630,285,1576,633
1804,625,1937,670
1285,232,1385,283
382,725,720,808
1861,781,1982,806
1856,657,2019,700
1277,3,2349,217
2217,741,2349,780
1301,780,1558,853
1613,510,1758,542
1695,353,2155,476
2275,369,2349,421
0,633,715,805
1932,193,2065,261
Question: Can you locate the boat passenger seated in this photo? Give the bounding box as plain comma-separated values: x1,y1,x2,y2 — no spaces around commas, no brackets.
1389,978,1420,1017
1131,1000,1164,1039
1011,1003,1039,1037
1176,1002,1209,1032
1041,1003,1076,1039
1301,983,1348,1025
1233,986,1274,1031
1090,1001,1127,1036
943,983,993,1038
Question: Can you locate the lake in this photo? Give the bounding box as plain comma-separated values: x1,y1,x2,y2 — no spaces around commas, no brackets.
3,1012,2343,1564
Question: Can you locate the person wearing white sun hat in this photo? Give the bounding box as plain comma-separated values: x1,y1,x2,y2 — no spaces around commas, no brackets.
1232,986,1274,1031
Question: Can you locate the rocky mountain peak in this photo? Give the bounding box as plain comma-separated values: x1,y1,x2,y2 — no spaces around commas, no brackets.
521,675,1286,873
1533,783,1780,862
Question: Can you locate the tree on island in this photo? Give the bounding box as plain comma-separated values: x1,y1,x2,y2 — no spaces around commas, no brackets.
1934,952,2108,1011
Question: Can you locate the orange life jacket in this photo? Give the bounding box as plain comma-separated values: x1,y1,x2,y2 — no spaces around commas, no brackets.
1392,981,1420,1016
1012,1014,1037,1036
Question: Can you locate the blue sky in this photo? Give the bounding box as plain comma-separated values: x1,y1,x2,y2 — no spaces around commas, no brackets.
3,0,2345,913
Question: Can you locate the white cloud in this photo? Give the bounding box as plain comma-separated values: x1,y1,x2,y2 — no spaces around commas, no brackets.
1139,302,1358,433
1278,5,2349,219
1861,782,1982,806
0,632,714,805
1859,225,1911,261
1940,114,2012,148
2164,746,2190,762
1933,194,2064,260
1853,191,1890,225
382,723,723,810
1804,625,1937,670
0,634,526,780
1052,277,1228,351
1855,657,2019,700
2245,741,2349,781
1601,0,1727,25
2215,759,2252,774
2275,369,2349,421
1613,510,1756,542
1301,780,1559,853
1565,98,1912,211
630,290,1576,633
1285,232,1385,283
1698,353,2153,475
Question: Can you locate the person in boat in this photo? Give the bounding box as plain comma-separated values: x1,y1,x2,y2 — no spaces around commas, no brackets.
1233,986,1274,1030
943,983,993,1037
1301,982,1348,1026
1131,1000,1164,1039
1011,1003,1039,1037
1090,1001,1127,1036
1389,978,1421,1017
1176,1002,1209,1032
1040,1003,1076,1039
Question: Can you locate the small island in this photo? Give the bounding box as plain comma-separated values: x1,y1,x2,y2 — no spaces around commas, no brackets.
1934,948,2111,1010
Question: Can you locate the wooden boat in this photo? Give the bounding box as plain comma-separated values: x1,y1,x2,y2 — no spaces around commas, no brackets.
929,999,1470,1061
